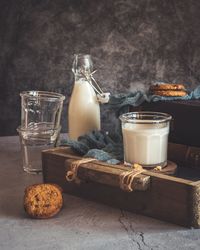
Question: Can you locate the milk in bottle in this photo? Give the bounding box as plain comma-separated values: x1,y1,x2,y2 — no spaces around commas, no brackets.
68,54,100,140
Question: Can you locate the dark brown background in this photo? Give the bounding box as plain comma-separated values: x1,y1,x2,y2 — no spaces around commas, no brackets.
0,0,200,135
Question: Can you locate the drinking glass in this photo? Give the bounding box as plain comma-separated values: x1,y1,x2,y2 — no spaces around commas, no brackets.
17,91,65,174
120,112,172,168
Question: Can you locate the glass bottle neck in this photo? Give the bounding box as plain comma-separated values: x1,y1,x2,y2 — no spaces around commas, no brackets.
74,72,91,83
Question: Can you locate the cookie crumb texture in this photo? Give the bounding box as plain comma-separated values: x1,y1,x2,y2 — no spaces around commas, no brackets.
150,83,186,91
24,184,63,219
149,83,188,97
153,90,187,97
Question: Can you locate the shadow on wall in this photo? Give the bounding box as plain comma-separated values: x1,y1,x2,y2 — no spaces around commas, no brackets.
0,0,200,135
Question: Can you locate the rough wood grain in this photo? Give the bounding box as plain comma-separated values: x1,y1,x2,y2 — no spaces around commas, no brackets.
42,146,200,228
65,158,150,191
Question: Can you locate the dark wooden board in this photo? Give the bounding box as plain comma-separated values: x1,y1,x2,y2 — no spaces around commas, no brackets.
42,146,200,228
130,100,200,147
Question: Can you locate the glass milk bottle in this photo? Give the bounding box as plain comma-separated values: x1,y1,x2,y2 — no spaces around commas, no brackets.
68,54,101,140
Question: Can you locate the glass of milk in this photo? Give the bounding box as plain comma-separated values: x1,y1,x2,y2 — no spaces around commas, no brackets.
120,112,172,168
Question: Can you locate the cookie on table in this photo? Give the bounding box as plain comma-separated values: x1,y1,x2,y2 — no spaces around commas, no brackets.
24,183,63,219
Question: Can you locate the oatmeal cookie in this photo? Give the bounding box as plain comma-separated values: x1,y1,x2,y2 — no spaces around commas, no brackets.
24,183,63,219
150,83,186,91
153,90,187,97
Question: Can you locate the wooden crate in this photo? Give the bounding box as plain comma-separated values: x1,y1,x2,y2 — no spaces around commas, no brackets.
42,143,200,228
130,100,200,147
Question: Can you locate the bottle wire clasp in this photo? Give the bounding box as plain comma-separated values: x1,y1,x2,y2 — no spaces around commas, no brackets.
81,70,110,104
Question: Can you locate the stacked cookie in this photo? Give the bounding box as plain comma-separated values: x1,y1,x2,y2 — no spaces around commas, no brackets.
150,83,187,97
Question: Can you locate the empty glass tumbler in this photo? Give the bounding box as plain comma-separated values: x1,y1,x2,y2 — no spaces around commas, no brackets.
17,91,65,174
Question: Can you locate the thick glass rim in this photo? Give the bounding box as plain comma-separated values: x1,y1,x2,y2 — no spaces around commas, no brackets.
20,91,65,101
119,111,172,124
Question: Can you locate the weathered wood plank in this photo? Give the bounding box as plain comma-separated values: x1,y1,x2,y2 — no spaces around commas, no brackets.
65,159,150,191
42,146,200,228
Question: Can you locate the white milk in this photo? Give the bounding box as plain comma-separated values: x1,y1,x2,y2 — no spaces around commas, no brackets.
122,122,169,166
68,79,100,140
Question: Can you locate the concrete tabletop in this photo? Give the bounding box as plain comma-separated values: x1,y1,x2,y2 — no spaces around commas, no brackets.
1,136,200,250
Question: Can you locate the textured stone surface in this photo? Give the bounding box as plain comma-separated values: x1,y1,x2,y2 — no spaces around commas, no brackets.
0,0,200,135
2,136,200,250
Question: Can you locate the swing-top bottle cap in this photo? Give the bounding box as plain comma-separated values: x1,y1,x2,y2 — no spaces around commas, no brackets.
72,54,93,76
72,54,110,104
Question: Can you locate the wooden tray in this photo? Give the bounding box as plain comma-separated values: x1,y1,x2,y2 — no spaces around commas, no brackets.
42,143,200,228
